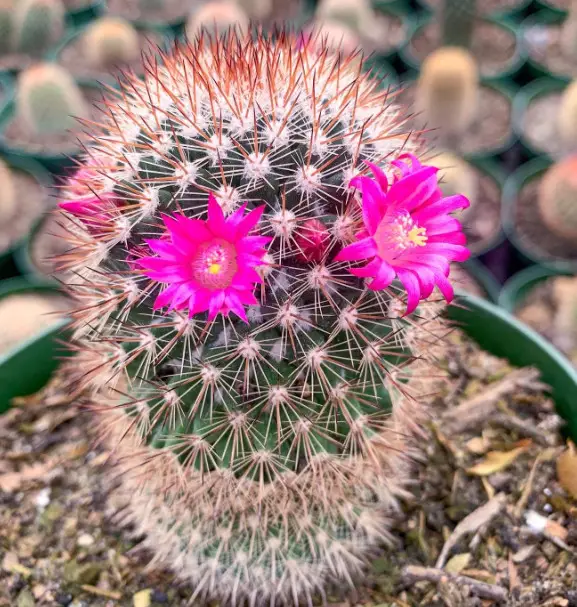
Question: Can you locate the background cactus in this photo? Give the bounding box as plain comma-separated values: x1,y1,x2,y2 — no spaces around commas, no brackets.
557,80,577,150
0,158,16,223
441,0,477,48
561,0,577,61
538,156,577,242
234,0,272,20
56,31,464,605
12,0,65,58
17,64,89,138
435,150,477,219
83,17,140,68
415,46,479,138
0,0,13,55
315,0,373,32
186,1,249,39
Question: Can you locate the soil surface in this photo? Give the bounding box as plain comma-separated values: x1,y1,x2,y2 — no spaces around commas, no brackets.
451,265,487,299
521,91,570,158
408,20,518,78
1,330,576,606
401,83,512,157
2,88,104,158
58,30,164,81
523,24,577,79
516,277,577,366
0,170,51,258
420,0,528,15
514,176,577,266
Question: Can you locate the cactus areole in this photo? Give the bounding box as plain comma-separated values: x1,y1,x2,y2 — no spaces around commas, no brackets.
57,31,470,606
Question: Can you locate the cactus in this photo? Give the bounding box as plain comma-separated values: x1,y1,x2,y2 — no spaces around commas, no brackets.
17,64,89,138
561,0,577,60
538,156,577,242
12,0,64,58
137,0,164,12
415,46,479,138
435,151,477,218
557,80,577,149
0,158,15,222
56,31,469,605
441,0,477,48
0,0,13,55
83,17,140,68
186,1,249,39
315,0,373,32
234,0,272,20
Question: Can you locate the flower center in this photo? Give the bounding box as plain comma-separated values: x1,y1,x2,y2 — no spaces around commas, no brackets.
192,239,237,289
374,211,428,259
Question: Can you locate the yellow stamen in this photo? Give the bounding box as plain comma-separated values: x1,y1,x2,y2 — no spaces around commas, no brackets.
407,226,427,247
208,263,222,275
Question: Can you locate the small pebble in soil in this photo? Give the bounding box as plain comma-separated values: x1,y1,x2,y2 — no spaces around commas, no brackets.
55,593,73,606
150,589,169,603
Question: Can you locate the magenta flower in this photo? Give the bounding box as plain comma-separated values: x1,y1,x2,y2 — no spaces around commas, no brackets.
335,154,470,314
139,194,271,322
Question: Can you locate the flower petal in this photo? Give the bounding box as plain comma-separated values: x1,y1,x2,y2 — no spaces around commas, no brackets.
335,237,377,262
396,268,421,315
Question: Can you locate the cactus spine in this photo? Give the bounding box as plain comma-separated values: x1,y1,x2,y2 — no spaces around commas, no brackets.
12,0,64,58
441,0,477,48
538,156,577,242
0,158,15,222
415,47,479,137
83,17,140,68
56,32,464,605
17,64,89,137
186,1,249,39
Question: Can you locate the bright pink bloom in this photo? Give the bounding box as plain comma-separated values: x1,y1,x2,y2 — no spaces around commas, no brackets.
294,219,330,263
139,194,271,322
335,154,470,314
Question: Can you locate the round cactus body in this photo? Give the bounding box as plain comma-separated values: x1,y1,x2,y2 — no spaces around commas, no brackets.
435,151,477,219
186,1,249,39
57,31,470,605
415,46,478,137
316,0,373,33
538,156,577,242
557,80,577,150
84,17,140,68
17,64,89,137
12,0,64,58
0,158,15,222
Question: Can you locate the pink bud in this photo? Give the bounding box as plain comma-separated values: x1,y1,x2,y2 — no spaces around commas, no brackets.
294,219,330,263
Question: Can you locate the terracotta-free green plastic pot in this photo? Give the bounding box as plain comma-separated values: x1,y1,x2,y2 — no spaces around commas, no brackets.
2,293,576,440
0,156,53,279
520,10,571,80
502,156,577,273
498,265,571,312
512,77,568,159
0,277,71,411
66,0,105,26
399,15,525,80
448,292,577,440
0,79,102,174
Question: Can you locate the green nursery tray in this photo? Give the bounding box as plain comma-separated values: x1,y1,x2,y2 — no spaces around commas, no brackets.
0,156,53,278
1,294,576,441
0,277,70,412
415,0,533,19
498,264,572,312
399,15,525,81
461,259,501,303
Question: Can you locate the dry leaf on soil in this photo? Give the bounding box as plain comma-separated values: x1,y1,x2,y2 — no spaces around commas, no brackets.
466,440,532,476
557,440,577,499
0,460,55,492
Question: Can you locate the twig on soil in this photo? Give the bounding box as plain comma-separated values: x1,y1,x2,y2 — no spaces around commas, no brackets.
442,368,543,433
435,493,507,568
492,412,552,445
401,565,508,602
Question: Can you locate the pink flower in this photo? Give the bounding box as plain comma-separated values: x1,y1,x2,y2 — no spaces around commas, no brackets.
294,219,330,263
139,194,271,322
335,154,470,314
